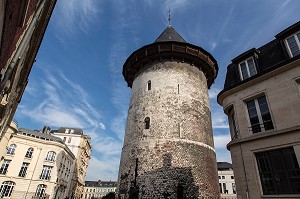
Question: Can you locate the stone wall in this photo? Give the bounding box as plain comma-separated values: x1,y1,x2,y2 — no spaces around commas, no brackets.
118,61,220,199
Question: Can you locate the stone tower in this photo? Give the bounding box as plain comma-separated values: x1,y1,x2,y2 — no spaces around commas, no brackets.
117,26,220,199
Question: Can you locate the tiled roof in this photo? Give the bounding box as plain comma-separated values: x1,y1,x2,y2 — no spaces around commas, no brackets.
217,162,232,170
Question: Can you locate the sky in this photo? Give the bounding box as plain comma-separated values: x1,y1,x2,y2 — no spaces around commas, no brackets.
14,0,300,181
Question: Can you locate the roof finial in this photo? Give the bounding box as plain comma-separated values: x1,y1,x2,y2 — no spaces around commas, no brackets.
168,7,171,26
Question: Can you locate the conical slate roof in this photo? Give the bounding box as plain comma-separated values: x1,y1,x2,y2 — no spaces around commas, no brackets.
154,26,186,43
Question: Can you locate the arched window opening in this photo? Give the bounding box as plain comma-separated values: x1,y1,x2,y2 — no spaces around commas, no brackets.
45,151,56,161
7,144,16,155
144,117,150,129
0,181,15,198
25,147,34,158
35,184,47,198
147,80,151,91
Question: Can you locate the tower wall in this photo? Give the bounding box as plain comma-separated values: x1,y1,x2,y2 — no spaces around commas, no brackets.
118,61,220,198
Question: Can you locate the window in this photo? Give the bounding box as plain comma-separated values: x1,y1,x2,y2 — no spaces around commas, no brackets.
35,184,47,198
144,117,150,129
223,183,227,194
45,151,56,161
232,183,236,194
0,181,15,198
231,176,234,179
256,147,300,195
0,160,11,175
18,162,29,177
40,165,52,180
147,80,151,90
218,176,221,179
222,176,225,179
7,144,16,155
246,95,274,133
219,183,222,193
25,147,34,158
285,32,300,57
238,57,257,80
228,107,238,139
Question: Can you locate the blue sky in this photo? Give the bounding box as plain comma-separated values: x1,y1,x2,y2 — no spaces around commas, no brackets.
14,0,300,181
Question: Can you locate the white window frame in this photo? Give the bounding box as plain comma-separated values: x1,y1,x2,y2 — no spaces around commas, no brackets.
0,181,15,198
7,144,16,155
18,162,29,177
238,57,257,80
45,151,56,161
246,95,274,133
25,147,33,158
40,165,52,180
285,31,300,58
0,160,11,175
35,184,47,198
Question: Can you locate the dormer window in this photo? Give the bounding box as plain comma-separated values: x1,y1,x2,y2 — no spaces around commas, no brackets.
238,57,257,80
285,31,300,57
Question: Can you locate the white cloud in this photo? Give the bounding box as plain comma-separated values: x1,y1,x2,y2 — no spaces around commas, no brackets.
53,0,100,36
99,123,106,130
214,133,232,163
86,156,120,181
208,87,220,99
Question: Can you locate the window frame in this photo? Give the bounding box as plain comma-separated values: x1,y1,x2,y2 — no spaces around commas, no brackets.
40,165,52,180
18,162,29,177
6,144,16,155
25,147,34,158
285,31,300,58
45,151,56,161
255,147,300,195
0,181,15,198
245,94,274,134
238,57,257,81
35,184,47,198
0,159,11,175
227,106,239,140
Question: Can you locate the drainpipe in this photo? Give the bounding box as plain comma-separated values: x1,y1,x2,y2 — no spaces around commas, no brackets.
0,0,46,92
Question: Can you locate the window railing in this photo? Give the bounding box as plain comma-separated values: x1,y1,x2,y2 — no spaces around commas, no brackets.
231,131,239,140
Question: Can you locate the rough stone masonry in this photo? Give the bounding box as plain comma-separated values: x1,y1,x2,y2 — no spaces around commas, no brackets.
117,26,220,199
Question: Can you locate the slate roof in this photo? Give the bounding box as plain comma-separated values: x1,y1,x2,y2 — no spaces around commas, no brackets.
18,128,64,143
219,21,300,96
154,26,186,43
85,180,117,187
54,127,84,135
217,162,232,170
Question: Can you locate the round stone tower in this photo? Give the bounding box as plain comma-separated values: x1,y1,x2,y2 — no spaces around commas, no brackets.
117,26,220,199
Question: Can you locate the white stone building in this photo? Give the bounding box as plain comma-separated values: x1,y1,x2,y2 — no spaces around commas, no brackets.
218,21,300,198
0,122,75,198
83,180,117,199
217,162,236,199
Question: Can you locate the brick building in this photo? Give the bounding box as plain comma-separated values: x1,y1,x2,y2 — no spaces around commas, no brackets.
0,0,56,159
217,21,300,198
117,25,220,198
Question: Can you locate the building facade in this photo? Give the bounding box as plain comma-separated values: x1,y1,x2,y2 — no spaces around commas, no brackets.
218,21,300,198
0,122,75,198
0,0,56,155
117,25,220,198
83,180,117,199
217,162,236,199
52,127,92,199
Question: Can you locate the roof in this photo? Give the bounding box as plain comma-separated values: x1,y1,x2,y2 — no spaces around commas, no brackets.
85,180,117,187
123,26,218,89
218,21,300,100
54,127,84,135
217,162,232,170
154,26,186,43
18,128,64,143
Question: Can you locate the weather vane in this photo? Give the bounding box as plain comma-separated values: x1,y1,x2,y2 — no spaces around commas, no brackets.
168,7,171,26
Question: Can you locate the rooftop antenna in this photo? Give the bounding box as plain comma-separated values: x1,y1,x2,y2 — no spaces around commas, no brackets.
168,7,172,26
